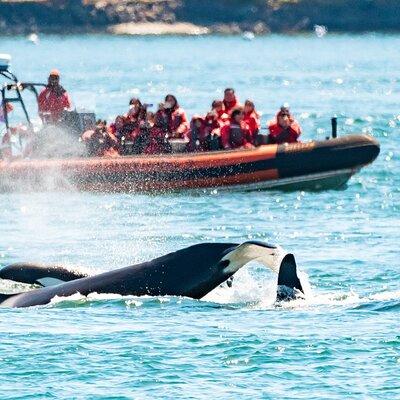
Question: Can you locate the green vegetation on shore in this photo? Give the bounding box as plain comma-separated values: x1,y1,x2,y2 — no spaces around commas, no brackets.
1,0,400,35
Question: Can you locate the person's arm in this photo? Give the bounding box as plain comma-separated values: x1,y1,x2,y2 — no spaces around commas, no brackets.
267,121,278,144
255,114,261,131
107,130,120,147
81,129,95,142
38,90,46,114
275,128,292,143
37,90,50,122
290,121,302,140
175,109,189,138
220,125,231,149
62,92,72,110
244,128,254,146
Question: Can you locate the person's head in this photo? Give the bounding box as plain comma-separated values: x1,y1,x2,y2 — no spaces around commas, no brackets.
97,120,107,130
164,94,178,110
146,111,155,125
115,115,125,130
155,110,168,128
191,115,203,129
277,108,291,128
280,105,290,115
211,100,224,112
244,100,255,114
231,109,243,124
128,97,143,117
224,88,236,103
48,69,61,88
2,102,13,114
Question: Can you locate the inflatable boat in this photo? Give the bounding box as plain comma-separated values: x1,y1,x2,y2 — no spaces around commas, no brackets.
0,134,379,193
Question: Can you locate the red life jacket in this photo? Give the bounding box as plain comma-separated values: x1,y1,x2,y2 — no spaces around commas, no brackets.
204,110,229,138
243,110,261,143
166,106,189,138
268,118,301,144
220,120,251,149
38,86,71,123
223,96,241,115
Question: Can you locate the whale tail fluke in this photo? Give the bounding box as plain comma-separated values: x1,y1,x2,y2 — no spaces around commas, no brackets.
221,242,305,302
276,253,304,301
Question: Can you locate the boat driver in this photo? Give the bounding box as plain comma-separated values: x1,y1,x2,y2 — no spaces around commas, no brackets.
38,69,72,125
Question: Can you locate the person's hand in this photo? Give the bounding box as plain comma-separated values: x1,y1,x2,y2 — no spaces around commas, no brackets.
281,120,290,129
81,129,94,141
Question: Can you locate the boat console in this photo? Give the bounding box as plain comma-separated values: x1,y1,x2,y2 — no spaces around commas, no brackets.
0,54,11,72
1,54,96,139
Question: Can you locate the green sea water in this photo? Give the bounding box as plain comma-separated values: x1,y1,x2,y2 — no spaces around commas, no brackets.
0,34,399,399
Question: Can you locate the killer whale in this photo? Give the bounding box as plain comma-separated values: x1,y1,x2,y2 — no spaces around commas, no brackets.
0,241,304,308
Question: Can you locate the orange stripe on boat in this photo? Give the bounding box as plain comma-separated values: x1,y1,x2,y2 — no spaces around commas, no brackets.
0,145,278,175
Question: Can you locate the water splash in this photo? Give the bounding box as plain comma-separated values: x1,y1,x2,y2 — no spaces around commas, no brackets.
314,25,328,38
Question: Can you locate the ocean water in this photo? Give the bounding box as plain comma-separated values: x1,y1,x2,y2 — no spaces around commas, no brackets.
0,34,399,399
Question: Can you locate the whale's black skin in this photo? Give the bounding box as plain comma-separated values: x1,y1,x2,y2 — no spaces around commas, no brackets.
276,254,304,301
0,263,88,286
0,241,304,308
0,243,239,308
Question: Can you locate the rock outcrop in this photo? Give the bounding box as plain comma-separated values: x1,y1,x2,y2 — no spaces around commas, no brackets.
1,0,399,35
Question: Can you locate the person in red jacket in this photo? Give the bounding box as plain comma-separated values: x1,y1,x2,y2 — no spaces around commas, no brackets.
81,120,120,157
210,100,229,126
0,102,13,125
110,115,131,139
144,109,172,154
163,94,189,139
220,109,253,150
38,69,72,124
1,125,31,159
126,97,147,126
223,88,241,116
267,106,302,144
186,115,209,152
202,100,227,136
243,99,261,143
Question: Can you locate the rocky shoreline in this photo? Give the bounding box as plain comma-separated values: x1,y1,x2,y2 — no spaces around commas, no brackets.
1,0,400,35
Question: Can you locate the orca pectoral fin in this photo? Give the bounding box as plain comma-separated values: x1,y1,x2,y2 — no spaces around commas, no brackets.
276,253,304,302
0,263,89,287
0,292,19,305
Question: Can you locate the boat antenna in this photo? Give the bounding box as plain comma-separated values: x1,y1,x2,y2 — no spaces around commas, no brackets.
331,115,338,139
